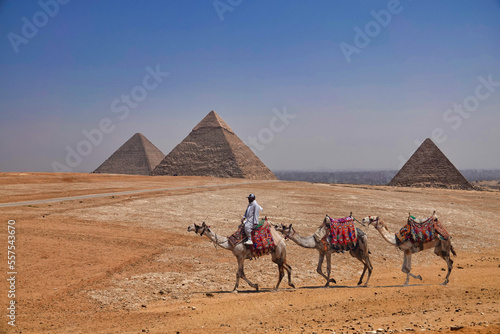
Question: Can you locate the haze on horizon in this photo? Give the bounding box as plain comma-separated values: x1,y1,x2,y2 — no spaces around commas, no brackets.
1,1,499,173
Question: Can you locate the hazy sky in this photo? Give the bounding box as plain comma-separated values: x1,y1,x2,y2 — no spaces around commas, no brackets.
1,0,499,173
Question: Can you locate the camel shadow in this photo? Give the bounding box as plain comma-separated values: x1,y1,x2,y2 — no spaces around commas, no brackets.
197,283,436,296
299,283,435,289
199,287,297,295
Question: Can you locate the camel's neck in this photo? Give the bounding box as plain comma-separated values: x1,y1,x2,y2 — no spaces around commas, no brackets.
203,230,232,250
375,220,397,246
288,230,318,249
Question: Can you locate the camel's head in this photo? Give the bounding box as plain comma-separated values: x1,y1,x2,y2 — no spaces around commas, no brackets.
363,216,380,227
187,222,211,236
274,223,293,238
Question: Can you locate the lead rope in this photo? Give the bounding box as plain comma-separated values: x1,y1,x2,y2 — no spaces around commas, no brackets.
351,216,366,227
210,227,219,250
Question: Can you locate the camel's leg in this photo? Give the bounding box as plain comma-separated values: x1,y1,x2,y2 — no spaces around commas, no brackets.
435,241,453,286
359,239,373,286
363,253,373,286
325,252,334,286
270,242,294,290
350,248,372,286
283,260,295,289
317,252,336,286
271,257,285,291
402,251,422,286
233,258,242,292
234,257,258,292
276,262,285,291
271,253,285,291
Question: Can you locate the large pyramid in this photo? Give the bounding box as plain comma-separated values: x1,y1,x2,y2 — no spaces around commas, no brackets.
93,133,165,175
388,138,472,189
151,110,277,180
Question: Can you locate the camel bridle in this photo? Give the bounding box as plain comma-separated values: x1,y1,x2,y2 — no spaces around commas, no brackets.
195,223,210,236
368,216,382,230
284,224,295,240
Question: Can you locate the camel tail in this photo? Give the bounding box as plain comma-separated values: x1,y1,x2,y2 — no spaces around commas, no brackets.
450,244,457,256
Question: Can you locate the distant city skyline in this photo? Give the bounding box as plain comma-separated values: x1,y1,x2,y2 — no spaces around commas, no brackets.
1,1,499,173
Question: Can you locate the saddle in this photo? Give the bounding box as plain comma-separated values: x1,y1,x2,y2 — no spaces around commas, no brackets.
228,219,276,258
323,216,358,252
396,213,450,245
228,223,246,247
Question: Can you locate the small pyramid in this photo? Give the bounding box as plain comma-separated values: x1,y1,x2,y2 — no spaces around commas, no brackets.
388,138,472,189
151,111,277,180
93,133,165,175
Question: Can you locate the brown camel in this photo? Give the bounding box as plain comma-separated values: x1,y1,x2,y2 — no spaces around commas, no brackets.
362,215,456,286
275,215,373,287
187,222,295,292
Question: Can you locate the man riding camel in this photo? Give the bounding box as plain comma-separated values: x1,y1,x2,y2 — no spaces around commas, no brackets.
241,194,262,245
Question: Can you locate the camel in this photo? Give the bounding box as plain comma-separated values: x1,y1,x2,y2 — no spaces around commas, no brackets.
362,215,456,286
187,221,295,292
275,215,373,287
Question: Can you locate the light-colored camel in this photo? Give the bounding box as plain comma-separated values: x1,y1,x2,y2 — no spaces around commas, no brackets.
275,215,373,287
362,215,456,286
187,221,295,292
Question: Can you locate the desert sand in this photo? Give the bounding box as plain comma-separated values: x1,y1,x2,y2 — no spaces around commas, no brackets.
0,173,498,334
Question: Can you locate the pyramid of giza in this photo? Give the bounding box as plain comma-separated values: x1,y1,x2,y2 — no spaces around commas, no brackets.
150,111,277,180
93,133,165,175
388,138,472,189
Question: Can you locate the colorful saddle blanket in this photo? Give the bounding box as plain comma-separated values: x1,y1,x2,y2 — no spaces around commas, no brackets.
395,215,450,245
327,216,358,251
228,220,276,258
250,220,276,258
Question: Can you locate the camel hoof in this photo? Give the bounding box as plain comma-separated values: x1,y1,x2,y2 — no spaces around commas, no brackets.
289,284,296,289
255,285,259,291
330,278,337,284
324,282,330,287
440,280,449,286
232,290,238,294
416,275,423,281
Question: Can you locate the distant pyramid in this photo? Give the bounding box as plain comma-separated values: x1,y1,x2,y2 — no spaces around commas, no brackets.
151,110,277,180
93,133,165,175
388,138,472,189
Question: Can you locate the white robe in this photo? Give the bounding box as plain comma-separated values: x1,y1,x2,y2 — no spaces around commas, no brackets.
243,200,262,237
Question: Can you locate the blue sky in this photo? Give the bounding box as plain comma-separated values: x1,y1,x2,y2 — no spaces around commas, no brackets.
0,0,499,172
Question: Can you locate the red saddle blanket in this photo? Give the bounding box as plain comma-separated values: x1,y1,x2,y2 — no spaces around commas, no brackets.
228,220,276,258
250,221,276,257
328,216,358,251
395,215,450,245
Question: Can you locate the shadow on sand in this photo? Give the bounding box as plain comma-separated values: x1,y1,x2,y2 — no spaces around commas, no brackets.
197,283,435,295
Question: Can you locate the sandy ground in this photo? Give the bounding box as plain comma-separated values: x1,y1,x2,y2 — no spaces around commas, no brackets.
0,173,498,334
